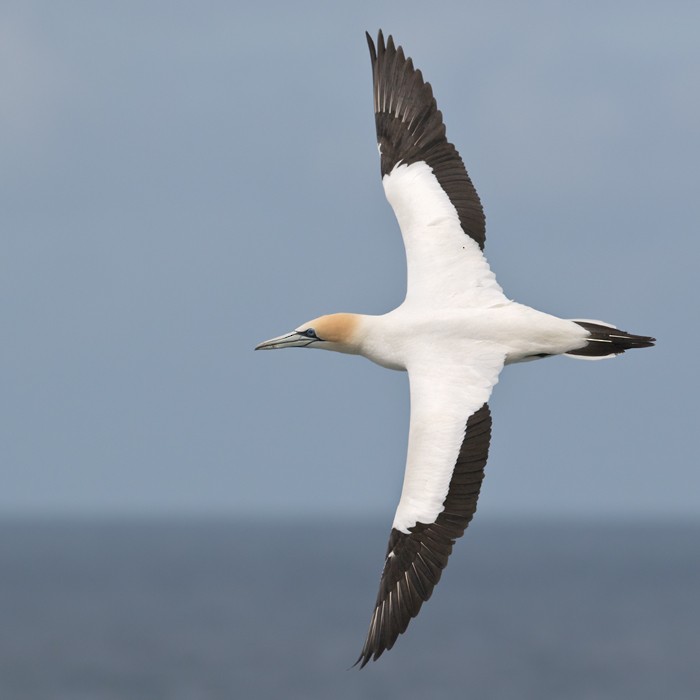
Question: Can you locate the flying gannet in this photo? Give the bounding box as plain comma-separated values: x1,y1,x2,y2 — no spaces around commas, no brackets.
255,31,655,667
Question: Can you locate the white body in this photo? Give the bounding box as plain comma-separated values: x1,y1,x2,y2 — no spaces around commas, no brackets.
359,161,590,532
358,302,589,371
355,302,588,532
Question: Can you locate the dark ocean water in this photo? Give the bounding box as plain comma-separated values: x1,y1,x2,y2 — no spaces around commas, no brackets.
0,518,698,700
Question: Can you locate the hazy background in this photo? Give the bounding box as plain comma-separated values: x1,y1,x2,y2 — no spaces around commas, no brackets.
2,3,699,698
2,0,698,520
2,520,698,699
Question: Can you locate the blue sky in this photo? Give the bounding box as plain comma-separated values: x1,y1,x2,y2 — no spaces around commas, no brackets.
2,1,698,518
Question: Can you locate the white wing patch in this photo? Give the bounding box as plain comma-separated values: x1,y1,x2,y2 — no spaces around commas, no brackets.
392,345,505,533
383,161,506,309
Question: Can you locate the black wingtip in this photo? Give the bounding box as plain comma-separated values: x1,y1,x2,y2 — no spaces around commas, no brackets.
352,654,368,670
365,31,376,61
365,29,394,56
353,647,381,670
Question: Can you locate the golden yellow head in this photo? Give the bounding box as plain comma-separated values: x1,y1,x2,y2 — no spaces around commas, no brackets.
296,313,360,344
255,313,362,353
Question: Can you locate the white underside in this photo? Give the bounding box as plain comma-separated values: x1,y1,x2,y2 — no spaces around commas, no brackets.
358,305,590,532
364,160,594,533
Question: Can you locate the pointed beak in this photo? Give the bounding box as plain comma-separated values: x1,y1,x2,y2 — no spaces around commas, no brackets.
255,331,316,351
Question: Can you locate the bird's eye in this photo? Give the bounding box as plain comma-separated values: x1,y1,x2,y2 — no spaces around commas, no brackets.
304,328,317,338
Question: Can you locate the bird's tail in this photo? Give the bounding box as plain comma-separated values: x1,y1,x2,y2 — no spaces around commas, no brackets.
566,319,656,360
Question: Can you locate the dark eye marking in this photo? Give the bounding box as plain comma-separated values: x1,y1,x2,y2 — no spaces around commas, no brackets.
304,328,317,338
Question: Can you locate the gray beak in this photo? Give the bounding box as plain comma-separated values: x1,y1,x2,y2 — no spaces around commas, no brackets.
254,331,317,351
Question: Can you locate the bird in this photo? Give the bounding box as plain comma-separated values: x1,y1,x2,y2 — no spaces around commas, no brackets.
255,30,655,667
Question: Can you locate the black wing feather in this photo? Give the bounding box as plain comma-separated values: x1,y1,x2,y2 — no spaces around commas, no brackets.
366,30,486,249
356,403,492,667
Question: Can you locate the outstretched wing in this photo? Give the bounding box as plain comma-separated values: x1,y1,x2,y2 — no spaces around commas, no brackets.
366,31,505,308
356,348,505,666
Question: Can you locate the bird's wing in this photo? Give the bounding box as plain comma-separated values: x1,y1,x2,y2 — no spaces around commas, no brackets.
356,346,505,666
366,31,506,308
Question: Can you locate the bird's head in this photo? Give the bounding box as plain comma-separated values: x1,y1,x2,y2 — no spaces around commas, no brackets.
255,313,362,355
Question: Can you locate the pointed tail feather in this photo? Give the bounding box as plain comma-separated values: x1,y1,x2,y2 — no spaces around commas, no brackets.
566,320,655,359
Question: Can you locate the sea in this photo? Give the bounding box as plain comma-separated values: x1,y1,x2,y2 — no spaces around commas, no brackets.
1,517,698,700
